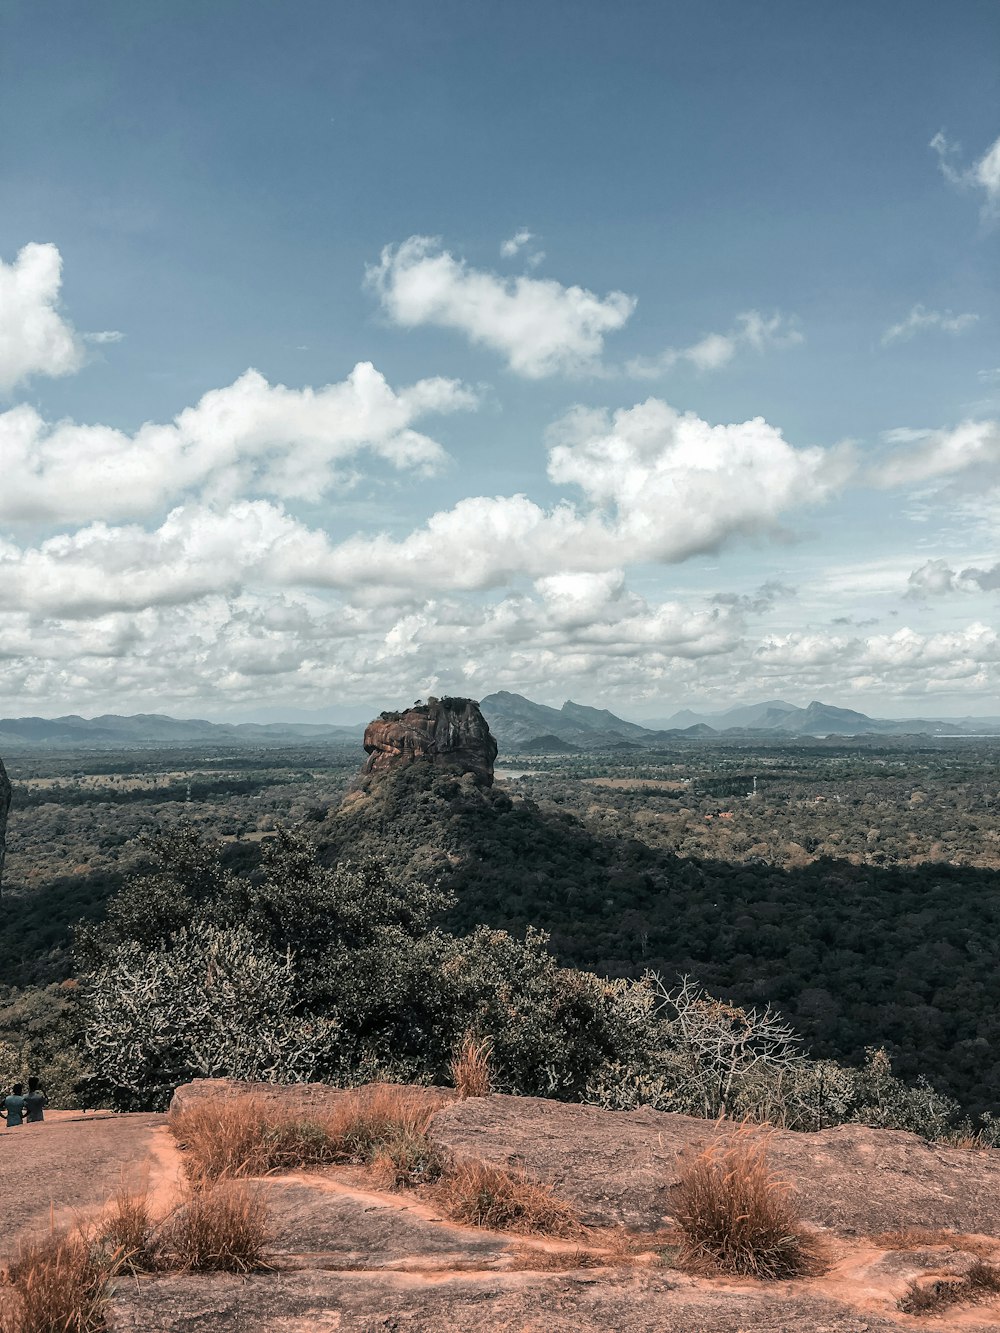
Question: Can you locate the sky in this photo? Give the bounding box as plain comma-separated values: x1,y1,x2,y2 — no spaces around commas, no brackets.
1,0,999,723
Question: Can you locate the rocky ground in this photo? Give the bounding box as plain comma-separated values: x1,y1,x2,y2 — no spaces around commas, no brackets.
5,1086,1000,1331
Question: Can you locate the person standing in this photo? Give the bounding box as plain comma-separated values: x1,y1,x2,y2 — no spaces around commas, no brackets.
2,1083,27,1127
25,1077,46,1123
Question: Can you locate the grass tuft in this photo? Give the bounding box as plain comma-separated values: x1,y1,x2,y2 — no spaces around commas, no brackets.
96,1188,161,1273
161,1181,271,1273
671,1126,823,1280
899,1260,1000,1314
171,1085,447,1184
0,1230,109,1333
450,1034,493,1099
436,1159,581,1236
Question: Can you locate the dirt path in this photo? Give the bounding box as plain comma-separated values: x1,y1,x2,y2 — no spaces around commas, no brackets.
0,1111,168,1251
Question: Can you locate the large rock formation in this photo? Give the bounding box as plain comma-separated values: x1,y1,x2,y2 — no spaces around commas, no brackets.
362,696,498,787
0,753,10,888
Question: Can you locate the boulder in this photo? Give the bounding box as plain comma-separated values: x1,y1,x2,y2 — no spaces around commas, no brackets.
0,754,9,888
362,696,498,787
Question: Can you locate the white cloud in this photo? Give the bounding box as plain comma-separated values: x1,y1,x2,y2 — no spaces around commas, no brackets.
84,330,125,345
0,243,85,392
907,557,1000,598
500,229,545,268
626,311,803,379
881,304,979,346
930,130,1000,214
367,235,635,377
500,229,531,258
0,362,477,524
872,418,1000,488
288,398,852,593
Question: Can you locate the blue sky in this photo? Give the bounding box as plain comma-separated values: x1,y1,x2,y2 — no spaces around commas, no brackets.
1,0,999,720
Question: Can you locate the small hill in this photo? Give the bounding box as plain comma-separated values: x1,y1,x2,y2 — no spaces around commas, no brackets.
514,734,581,754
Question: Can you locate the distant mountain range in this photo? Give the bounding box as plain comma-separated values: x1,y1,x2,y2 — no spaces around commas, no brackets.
479,691,1000,749
0,713,366,749
1,693,998,752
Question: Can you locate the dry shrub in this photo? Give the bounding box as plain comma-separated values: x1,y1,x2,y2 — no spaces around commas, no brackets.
0,1230,108,1333
451,1034,493,1099
899,1261,1000,1315
170,1093,339,1182
162,1181,271,1273
97,1188,161,1273
171,1085,446,1185
325,1084,444,1162
671,1127,822,1279
437,1160,581,1237
368,1129,447,1188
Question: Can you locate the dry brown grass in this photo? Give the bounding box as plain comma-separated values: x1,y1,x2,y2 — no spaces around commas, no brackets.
450,1034,493,1098
506,1245,608,1270
326,1084,445,1162
96,1188,162,1273
0,1230,109,1333
161,1181,271,1273
871,1227,998,1257
436,1159,582,1237
171,1085,448,1185
898,1261,1000,1315
671,1127,823,1280
170,1093,340,1182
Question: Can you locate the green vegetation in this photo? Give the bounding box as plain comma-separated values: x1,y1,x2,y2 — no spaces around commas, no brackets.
4,736,1000,1123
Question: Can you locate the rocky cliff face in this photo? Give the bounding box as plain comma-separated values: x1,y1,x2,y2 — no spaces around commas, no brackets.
362,697,498,786
0,754,10,887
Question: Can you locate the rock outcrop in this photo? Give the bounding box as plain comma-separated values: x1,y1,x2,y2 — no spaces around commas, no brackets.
362,696,498,786
0,753,10,888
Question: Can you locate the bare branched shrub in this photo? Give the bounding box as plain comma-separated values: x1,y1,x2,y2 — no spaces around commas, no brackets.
0,1230,109,1333
162,1182,271,1273
671,1127,822,1279
451,1033,493,1098
437,1160,581,1236
83,922,337,1110
656,976,804,1120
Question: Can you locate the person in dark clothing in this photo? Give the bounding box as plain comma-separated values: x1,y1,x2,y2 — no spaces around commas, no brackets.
25,1077,46,1123
2,1083,27,1127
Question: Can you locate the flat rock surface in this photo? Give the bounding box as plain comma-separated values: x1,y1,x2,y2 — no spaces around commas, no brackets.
106,1267,999,1332
0,1112,168,1253
429,1094,1000,1235
261,1174,511,1269
7,1087,1000,1331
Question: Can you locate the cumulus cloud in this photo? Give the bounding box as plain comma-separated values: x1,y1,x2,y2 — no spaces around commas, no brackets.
907,557,1000,598
367,235,636,377
284,398,852,593
0,362,477,524
881,304,978,346
930,130,1000,214
0,243,85,392
872,418,1000,488
626,311,803,379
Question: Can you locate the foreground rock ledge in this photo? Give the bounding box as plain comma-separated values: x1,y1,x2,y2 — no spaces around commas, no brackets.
170,1080,1000,1236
